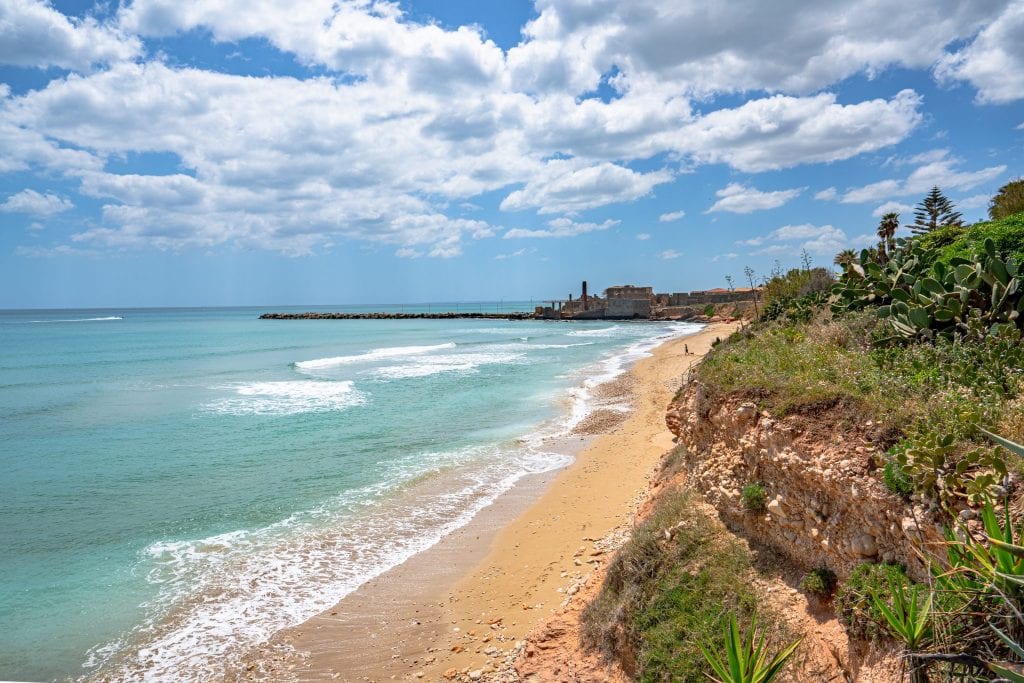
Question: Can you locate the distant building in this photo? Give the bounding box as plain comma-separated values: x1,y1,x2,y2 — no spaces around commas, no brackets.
604,285,654,300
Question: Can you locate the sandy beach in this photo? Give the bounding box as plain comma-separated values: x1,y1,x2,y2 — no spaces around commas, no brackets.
247,322,737,682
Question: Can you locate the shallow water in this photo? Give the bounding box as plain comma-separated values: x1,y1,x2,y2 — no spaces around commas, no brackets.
0,306,700,680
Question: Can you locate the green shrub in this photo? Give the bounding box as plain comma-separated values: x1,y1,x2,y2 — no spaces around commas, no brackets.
764,267,835,303
836,562,910,641
741,483,767,512
882,459,913,499
934,212,1024,265
582,489,783,682
704,303,716,316
800,568,838,598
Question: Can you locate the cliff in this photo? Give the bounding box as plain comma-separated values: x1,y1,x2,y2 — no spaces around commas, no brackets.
665,387,944,582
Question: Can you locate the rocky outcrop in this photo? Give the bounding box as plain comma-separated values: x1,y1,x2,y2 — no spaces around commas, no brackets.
666,384,944,581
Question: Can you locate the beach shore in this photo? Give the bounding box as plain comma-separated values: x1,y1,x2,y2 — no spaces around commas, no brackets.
245,322,737,682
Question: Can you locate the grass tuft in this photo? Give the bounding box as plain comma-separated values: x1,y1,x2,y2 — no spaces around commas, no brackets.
581,489,787,681
741,483,767,512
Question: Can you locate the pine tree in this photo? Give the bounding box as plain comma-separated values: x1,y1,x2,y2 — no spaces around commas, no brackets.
911,187,963,234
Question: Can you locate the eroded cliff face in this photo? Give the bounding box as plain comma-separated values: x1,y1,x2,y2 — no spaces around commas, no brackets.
666,383,944,581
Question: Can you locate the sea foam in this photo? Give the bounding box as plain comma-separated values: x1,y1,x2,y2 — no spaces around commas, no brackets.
94,444,571,681
294,342,457,371
204,380,366,416
30,315,123,323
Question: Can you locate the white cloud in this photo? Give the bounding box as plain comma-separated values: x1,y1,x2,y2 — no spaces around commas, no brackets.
871,201,914,218
814,187,838,201
676,91,923,172
742,223,854,255
0,188,73,217
14,243,99,257
658,210,685,222
636,232,651,240
957,193,992,210
504,217,619,239
706,183,802,214
494,247,533,260
841,152,1006,203
511,0,1003,97
0,0,140,70
1,0,1011,260
935,2,1024,103
842,180,903,204
500,161,672,214
707,252,738,262
660,249,682,260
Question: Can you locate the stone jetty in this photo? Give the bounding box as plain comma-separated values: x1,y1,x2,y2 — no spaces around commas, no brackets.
259,312,533,320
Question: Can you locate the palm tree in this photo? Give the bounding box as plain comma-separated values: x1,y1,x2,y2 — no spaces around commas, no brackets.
877,211,899,260
834,249,857,271
912,187,962,234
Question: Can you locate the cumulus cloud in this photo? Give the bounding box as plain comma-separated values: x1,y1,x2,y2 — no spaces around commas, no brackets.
659,249,682,260
841,151,1006,203
511,0,1003,97
706,183,802,214
0,0,1016,259
676,91,923,172
741,223,854,255
503,217,619,239
0,0,140,70
658,210,685,222
500,161,672,214
871,201,914,218
636,232,651,240
0,188,73,217
815,187,838,201
935,2,1024,103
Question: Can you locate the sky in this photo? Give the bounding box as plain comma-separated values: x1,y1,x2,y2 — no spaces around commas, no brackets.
0,0,1022,308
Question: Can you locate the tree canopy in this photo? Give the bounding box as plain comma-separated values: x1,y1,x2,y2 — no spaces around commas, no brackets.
989,178,1024,220
911,187,962,234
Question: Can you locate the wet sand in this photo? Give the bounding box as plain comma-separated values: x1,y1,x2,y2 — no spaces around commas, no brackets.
244,322,736,682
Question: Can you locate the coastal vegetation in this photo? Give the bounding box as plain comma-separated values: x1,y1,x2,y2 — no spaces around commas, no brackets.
581,486,792,682
584,188,1024,680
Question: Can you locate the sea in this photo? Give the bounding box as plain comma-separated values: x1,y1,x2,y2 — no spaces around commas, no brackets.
0,305,702,681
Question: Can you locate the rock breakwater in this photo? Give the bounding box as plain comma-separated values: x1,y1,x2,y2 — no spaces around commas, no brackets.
260,312,534,320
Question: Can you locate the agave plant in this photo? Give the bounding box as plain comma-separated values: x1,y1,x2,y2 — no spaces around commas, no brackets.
933,431,1024,679
869,576,932,683
699,612,801,683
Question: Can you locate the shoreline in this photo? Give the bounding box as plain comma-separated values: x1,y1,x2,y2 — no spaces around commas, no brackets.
243,322,736,681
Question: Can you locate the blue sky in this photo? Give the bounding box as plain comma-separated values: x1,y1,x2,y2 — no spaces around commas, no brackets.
0,0,1022,308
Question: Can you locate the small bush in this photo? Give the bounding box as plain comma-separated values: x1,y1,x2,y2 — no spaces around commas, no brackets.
882,459,913,499
704,303,716,316
800,568,838,598
835,562,910,641
741,483,767,512
582,488,784,682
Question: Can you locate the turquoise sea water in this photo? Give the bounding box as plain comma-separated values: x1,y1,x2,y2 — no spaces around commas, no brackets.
0,306,701,681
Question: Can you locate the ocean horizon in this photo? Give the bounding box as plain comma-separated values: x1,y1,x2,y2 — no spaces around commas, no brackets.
0,306,701,680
